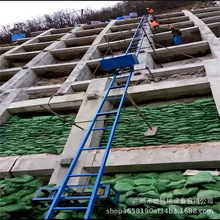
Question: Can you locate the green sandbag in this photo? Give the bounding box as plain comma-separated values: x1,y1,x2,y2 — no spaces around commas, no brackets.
54,213,71,219
202,183,220,191
3,185,21,195
159,171,184,181
16,189,35,199
125,197,142,206
187,213,209,219
173,187,199,197
0,211,10,219
91,176,112,184
167,179,186,190
0,194,17,207
197,190,220,200
207,211,220,219
0,203,28,213
116,178,134,185
5,175,34,184
119,194,127,203
125,191,136,198
22,178,43,189
211,202,220,213
20,192,38,206
185,172,216,187
118,203,127,209
114,182,133,193
155,179,171,193
138,190,159,198
134,178,154,186
101,179,116,185
115,174,132,180
134,185,156,193
160,191,173,199
134,173,159,179
166,205,186,219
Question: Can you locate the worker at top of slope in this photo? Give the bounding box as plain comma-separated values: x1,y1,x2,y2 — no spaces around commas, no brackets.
147,7,154,14
150,19,160,34
170,26,182,45
146,7,154,19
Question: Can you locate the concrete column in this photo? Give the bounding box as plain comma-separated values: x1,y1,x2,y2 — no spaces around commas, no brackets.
183,10,220,58
204,58,220,115
0,89,21,125
49,78,112,185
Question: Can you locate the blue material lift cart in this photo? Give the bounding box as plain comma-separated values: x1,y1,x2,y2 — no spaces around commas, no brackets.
33,15,148,219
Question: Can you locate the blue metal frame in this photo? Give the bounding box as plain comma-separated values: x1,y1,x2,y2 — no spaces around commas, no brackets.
41,14,148,220
33,184,119,206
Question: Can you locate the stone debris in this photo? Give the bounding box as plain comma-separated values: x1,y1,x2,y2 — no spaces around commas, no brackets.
117,68,206,87
33,76,68,86
28,92,58,100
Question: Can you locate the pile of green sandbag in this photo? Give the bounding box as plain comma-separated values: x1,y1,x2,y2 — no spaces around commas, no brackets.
2,171,220,219
100,98,220,148
86,171,220,219
0,175,48,219
0,115,75,157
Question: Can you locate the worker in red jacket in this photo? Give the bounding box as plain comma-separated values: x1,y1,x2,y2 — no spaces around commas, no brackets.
150,19,160,34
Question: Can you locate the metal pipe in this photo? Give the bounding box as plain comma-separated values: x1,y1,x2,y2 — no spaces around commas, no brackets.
125,92,152,130
39,105,84,130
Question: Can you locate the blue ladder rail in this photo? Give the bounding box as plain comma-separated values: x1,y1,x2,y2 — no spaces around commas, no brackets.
41,15,148,220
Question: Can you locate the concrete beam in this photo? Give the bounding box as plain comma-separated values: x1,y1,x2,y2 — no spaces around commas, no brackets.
184,10,220,58
10,154,59,177
75,28,103,37
0,156,21,178
157,12,184,19
64,35,97,47
51,27,74,34
159,16,189,24
115,17,141,26
0,68,21,82
196,10,220,19
5,51,40,61
38,33,65,42
192,7,220,15
31,63,76,77
83,23,107,30
159,21,194,33
110,23,138,32
152,26,201,47
0,46,16,55
108,77,210,104
149,41,210,64
202,15,220,24
23,41,54,52
88,142,220,173
7,93,84,114
204,58,220,116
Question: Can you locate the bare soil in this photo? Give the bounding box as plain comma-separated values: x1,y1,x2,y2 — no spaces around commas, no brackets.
33,76,68,86
117,68,206,87
28,92,58,100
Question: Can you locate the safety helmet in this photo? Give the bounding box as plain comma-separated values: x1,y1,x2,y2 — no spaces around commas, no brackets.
150,19,154,22
169,26,175,30
146,8,149,10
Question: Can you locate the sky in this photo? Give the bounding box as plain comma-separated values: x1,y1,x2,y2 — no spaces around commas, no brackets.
0,1,120,26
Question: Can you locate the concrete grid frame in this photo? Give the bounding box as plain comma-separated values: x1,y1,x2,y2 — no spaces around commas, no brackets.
0,7,220,186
